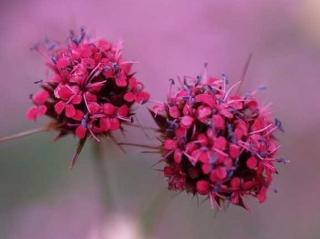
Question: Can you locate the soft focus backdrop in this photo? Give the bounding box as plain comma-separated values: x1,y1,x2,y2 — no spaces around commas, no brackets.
1,0,320,238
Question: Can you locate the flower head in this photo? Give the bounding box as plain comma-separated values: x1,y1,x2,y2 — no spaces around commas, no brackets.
27,28,149,167
150,68,286,209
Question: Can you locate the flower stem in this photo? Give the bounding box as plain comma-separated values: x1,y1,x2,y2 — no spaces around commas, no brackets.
118,142,159,150
0,127,48,143
92,141,115,212
139,190,172,237
125,123,158,131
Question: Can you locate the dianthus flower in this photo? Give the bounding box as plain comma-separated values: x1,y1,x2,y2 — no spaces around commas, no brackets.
1,29,149,167
148,68,286,209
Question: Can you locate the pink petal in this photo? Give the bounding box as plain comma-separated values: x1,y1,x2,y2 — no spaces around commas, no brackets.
220,108,233,118
33,90,49,105
115,75,127,87
231,193,240,205
216,153,228,164
246,157,257,169
231,177,241,189
102,69,113,78
198,151,209,164
73,110,84,121
191,149,201,161
103,103,116,115
207,77,219,84
229,96,244,109
117,105,129,117
197,134,208,146
136,91,150,104
251,117,264,131
175,127,186,139
176,90,188,100
201,163,212,174
75,125,87,139
84,92,97,102
197,106,211,121
174,149,182,164
216,167,227,180
80,45,92,58
87,81,105,92
97,39,111,51
229,100,243,110
37,105,47,117
195,93,215,107
26,106,39,121
257,186,267,203
49,74,62,83
124,92,135,102
247,100,258,110
182,104,191,115
206,128,214,138
71,94,82,105
82,58,95,69
243,181,255,190
212,114,225,129
65,104,76,118
229,144,240,159
234,127,243,140
56,58,69,69
54,101,66,115
169,106,180,118
163,139,177,151
237,121,248,136
110,118,120,131
180,116,194,128
26,105,47,121
88,102,101,114
152,103,165,115
223,157,233,167
214,136,227,150
210,167,227,181
196,180,210,195
55,85,74,100
121,63,132,75
128,77,138,88
100,118,111,131
185,142,197,154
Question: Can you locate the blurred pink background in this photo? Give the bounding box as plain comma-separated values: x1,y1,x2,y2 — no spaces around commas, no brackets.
1,0,320,238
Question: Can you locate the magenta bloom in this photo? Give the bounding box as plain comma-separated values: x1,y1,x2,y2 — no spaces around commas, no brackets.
26,29,149,166
150,70,285,209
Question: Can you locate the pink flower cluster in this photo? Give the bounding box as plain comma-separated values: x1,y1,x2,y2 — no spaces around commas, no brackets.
151,72,284,208
27,30,149,142
0,28,287,211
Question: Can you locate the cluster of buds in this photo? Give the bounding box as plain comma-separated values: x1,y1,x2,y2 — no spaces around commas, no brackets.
25,29,149,166
150,69,285,209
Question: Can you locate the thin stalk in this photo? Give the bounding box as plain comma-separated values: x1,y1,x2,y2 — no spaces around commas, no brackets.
236,53,253,94
92,141,115,212
124,123,159,131
0,127,48,143
139,191,172,237
118,142,159,150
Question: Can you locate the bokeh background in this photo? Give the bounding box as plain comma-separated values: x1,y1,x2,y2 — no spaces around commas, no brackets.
0,0,320,238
